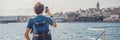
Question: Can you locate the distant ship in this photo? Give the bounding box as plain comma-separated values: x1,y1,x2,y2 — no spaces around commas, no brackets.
0,16,33,23
0,16,18,23
0,19,17,23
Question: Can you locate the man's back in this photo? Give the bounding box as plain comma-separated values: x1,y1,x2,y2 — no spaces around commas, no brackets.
27,15,53,33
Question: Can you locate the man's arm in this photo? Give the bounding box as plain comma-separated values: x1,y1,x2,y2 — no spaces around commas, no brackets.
24,28,31,40
50,17,57,28
47,9,57,28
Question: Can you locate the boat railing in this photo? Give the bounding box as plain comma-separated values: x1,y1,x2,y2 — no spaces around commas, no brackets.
88,26,120,40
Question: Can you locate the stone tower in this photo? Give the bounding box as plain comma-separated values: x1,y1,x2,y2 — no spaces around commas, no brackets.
97,1,100,10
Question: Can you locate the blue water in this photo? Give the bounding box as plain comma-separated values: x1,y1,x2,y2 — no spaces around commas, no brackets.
0,22,120,40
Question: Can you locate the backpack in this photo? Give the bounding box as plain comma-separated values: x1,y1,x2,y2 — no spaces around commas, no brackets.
30,18,46,34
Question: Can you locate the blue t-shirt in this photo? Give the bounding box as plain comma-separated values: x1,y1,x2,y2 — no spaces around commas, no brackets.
27,15,53,33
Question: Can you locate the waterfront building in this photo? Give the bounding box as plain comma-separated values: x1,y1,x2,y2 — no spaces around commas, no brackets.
87,8,101,17
64,12,79,22
17,16,33,22
53,12,68,22
79,10,88,17
103,15,120,22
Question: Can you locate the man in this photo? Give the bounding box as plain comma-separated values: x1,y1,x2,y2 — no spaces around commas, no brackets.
24,2,57,40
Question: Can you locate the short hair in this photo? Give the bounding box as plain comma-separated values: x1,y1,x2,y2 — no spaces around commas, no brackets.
34,2,44,14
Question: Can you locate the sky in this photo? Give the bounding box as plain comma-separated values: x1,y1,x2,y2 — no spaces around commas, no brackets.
0,0,120,16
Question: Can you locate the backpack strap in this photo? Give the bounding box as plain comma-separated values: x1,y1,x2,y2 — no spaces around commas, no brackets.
30,18,35,34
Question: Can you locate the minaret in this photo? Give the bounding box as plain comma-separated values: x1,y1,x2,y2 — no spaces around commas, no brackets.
96,1,100,10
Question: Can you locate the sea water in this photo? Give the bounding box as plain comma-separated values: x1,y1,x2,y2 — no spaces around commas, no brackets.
0,22,120,40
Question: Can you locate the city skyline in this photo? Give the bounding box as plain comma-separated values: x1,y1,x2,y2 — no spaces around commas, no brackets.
0,0,120,16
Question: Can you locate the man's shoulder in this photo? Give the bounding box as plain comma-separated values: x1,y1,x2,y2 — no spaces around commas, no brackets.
28,17,36,21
